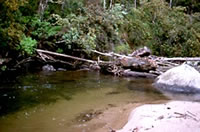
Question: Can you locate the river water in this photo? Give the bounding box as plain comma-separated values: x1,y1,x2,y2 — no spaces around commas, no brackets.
0,70,168,132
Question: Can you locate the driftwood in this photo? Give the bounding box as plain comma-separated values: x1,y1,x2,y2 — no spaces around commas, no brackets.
35,48,200,78
129,46,151,57
122,70,157,78
120,57,156,72
91,50,133,59
163,57,200,61
36,49,97,64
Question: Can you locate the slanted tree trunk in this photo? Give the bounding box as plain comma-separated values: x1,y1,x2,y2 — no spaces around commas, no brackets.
109,0,113,9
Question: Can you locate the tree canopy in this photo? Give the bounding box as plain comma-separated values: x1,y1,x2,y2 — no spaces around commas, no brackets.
0,0,200,60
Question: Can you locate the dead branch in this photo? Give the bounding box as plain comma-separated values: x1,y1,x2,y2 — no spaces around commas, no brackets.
14,57,33,67
163,57,200,61
91,50,133,59
122,70,157,78
36,49,97,64
36,49,200,78
91,50,113,57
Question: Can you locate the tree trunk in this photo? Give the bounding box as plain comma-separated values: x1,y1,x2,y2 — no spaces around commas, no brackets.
109,0,113,9
134,0,137,8
122,70,157,78
169,0,172,8
38,0,49,19
103,0,106,9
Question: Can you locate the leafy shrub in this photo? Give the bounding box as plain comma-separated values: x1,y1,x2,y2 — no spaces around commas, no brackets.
17,36,37,55
114,43,131,54
31,16,62,39
61,0,85,16
48,4,128,54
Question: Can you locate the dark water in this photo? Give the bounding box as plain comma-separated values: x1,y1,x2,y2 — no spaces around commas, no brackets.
0,70,168,132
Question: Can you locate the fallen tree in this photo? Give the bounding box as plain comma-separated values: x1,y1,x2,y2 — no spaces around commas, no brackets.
35,48,200,78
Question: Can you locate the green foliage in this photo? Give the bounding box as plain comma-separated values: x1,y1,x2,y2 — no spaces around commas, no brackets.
17,36,37,55
124,0,200,57
61,21,96,51
124,8,152,48
114,43,131,54
1,66,7,71
1,0,200,59
31,16,62,39
56,48,63,53
48,4,128,54
166,0,200,13
0,0,28,52
61,0,85,16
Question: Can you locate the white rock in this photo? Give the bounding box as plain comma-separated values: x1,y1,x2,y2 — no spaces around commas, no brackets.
117,101,200,132
156,64,200,89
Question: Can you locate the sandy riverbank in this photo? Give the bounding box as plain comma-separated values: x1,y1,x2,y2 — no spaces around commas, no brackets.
69,100,168,132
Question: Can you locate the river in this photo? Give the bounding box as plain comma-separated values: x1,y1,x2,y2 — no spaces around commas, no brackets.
0,70,168,132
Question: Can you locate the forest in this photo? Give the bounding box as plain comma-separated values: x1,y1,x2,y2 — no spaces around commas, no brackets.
1,0,200,72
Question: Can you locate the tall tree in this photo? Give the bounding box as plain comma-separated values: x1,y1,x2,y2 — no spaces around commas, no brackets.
38,0,49,19
109,0,113,9
169,0,172,8
104,0,106,9
134,0,137,8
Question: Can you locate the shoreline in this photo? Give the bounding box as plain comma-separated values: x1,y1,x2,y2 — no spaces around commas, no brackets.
70,100,168,132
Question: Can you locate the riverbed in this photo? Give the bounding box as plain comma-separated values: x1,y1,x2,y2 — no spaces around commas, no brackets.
0,70,168,132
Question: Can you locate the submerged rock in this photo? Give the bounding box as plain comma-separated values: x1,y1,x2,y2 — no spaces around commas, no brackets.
154,64,200,93
75,109,102,123
42,64,56,71
117,101,200,132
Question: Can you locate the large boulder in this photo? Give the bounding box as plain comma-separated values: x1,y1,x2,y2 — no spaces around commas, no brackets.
117,101,200,132
154,64,200,93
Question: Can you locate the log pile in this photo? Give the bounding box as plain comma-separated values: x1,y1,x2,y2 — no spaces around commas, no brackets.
36,47,200,78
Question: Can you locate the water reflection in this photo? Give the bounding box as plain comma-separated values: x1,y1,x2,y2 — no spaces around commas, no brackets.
0,71,170,132
0,71,167,117
155,86,200,101
0,71,87,116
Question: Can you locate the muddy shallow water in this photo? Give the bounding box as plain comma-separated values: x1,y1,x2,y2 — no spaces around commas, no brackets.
0,70,168,132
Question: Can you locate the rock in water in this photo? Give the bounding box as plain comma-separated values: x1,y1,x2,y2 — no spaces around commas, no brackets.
42,64,56,71
154,64,200,93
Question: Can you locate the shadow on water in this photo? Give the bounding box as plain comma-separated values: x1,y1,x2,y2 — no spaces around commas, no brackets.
127,78,166,98
0,70,97,116
2,69,200,118
0,70,169,117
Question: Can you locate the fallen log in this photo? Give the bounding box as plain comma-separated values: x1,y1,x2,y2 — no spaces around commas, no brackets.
36,49,97,64
36,49,200,78
129,46,151,57
91,50,133,59
120,57,157,72
91,50,113,57
163,57,200,61
122,70,157,78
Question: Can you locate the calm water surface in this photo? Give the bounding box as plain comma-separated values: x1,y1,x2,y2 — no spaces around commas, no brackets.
0,70,168,132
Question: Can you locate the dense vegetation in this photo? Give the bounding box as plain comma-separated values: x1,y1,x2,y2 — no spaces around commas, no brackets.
1,0,200,71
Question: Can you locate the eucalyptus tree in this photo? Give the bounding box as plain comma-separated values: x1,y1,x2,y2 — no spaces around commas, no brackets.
169,0,172,8
38,0,49,19
134,0,137,8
